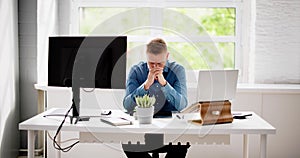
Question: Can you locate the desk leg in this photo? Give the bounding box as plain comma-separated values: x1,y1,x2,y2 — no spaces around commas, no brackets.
260,134,267,158
56,132,61,158
28,130,36,158
243,134,249,158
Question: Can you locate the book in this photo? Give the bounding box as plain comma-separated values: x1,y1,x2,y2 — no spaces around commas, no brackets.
100,117,132,126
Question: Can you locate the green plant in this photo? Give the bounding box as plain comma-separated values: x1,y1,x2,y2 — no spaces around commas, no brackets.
135,94,156,108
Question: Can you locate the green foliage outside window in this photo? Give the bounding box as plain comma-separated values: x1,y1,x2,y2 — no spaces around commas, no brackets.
80,8,236,70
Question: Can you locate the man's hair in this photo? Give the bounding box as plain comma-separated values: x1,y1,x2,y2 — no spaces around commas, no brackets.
146,38,167,55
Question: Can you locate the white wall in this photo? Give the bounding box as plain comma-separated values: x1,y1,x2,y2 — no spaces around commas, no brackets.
262,93,300,157
0,0,19,157
255,0,300,83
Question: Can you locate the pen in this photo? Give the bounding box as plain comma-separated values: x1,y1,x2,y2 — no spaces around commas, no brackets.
176,115,181,119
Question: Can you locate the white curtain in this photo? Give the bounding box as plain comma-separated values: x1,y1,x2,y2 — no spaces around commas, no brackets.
0,0,19,157
37,0,59,85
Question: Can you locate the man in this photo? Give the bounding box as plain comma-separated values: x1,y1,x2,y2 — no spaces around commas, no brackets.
122,38,189,158
123,38,188,114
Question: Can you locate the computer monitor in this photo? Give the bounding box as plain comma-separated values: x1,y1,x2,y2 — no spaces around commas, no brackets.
48,36,127,89
48,36,127,123
196,70,238,102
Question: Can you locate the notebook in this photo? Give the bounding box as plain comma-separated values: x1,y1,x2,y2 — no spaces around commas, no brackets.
100,117,132,126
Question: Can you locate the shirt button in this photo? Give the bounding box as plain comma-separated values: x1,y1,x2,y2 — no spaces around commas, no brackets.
168,100,170,102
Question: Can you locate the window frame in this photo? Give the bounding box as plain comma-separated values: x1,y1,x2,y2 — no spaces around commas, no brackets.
70,0,244,82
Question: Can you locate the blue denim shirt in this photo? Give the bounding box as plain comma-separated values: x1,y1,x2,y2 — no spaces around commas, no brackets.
123,61,188,113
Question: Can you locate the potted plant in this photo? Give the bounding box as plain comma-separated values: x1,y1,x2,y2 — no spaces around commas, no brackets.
135,94,156,124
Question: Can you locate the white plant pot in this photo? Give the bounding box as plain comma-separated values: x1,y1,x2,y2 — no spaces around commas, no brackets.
136,106,154,124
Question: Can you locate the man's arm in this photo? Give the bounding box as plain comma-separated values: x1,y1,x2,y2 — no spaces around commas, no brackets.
123,67,148,112
161,66,188,111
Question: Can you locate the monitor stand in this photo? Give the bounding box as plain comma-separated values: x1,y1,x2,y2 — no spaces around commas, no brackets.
70,98,90,124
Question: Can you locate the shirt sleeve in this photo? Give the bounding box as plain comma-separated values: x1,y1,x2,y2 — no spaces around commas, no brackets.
123,67,148,112
161,66,188,111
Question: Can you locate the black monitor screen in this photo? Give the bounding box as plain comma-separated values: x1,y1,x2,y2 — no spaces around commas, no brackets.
48,36,127,89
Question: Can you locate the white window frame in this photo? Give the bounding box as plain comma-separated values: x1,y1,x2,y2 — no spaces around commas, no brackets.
70,0,245,82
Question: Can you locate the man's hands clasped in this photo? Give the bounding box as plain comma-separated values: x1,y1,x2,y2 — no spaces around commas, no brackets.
144,67,167,90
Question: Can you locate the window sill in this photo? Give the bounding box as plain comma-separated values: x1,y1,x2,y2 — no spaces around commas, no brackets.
187,83,300,94
35,83,300,94
236,83,300,93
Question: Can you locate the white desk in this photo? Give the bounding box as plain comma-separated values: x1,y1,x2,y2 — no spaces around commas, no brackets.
19,108,275,158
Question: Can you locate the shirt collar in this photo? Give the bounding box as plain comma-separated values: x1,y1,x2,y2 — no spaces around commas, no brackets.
163,60,169,72
146,60,169,72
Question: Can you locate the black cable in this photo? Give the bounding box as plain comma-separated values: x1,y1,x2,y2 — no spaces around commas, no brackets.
52,105,80,152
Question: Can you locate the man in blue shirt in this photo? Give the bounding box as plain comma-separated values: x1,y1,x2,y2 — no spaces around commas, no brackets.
122,38,189,158
123,38,188,115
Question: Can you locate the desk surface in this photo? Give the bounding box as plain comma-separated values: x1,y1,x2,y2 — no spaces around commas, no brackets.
19,108,276,135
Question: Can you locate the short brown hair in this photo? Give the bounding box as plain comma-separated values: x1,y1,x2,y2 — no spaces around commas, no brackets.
146,38,167,55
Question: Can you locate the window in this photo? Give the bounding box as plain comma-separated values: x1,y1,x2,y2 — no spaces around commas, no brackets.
72,0,242,81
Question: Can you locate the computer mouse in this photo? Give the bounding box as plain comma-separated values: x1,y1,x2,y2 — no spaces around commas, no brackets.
101,110,112,115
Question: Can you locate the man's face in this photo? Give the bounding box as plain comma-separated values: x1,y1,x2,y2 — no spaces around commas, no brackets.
146,51,169,69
